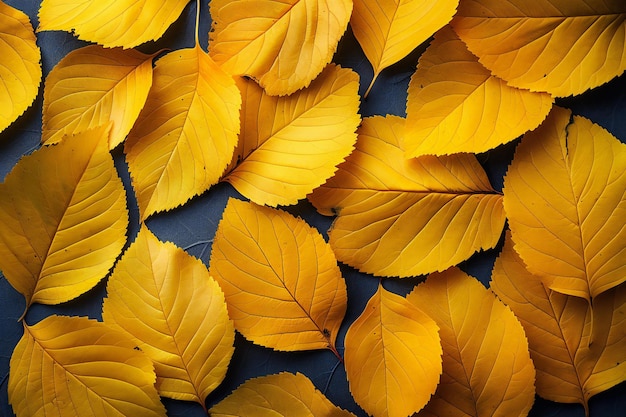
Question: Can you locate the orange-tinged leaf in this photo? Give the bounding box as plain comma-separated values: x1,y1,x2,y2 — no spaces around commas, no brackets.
452,0,626,97
210,372,356,417
408,267,536,417
8,315,166,417
125,45,241,220
503,106,626,301
308,115,505,277
222,64,360,207
209,198,347,353
102,225,235,405
405,26,553,156
344,285,442,417
0,125,128,311
42,44,154,149
209,0,352,95
0,0,41,133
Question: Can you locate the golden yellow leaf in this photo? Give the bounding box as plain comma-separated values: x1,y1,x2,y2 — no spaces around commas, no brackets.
42,44,154,149
491,232,626,414
125,44,241,220
405,26,553,157
102,225,235,406
0,125,128,312
308,115,505,277
0,0,41,133
344,285,442,417
209,198,347,354
407,267,536,417
503,106,626,301
452,0,626,97
8,315,166,417
221,64,360,207
209,0,352,95
210,372,356,417
38,0,190,49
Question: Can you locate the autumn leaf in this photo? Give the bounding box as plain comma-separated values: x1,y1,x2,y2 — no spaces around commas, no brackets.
503,106,626,301
452,0,626,97
221,64,360,207
102,225,235,407
405,26,553,157
8,315,166,417
407,267,536,417
208,0,352,96
308,115,505,277
344,285,442,417
125,44,241,220
0,125,128,313
209,198,347,355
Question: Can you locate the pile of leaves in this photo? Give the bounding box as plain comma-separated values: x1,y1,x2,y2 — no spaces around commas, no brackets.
1,0,625,416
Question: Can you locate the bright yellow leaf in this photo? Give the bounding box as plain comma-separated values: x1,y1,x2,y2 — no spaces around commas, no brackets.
405,26,553,156
452,0,626,97
42,44,154,149
308,115,505,277
125,44,241,220
0,125,128,312
209,198,347,354
102,225,235,406
344,285,442,417
221,64,360,207
8,315,166,417
209,0,352,95
408,267,536,417
503,106,626,301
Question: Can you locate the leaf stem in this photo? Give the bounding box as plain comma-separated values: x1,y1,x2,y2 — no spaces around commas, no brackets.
195,0,201,47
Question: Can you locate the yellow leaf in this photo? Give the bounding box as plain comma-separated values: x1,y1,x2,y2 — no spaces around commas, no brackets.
0,125,128,312
102,225,235,406
8,315,166,417
222,64,360,207
209,0,352,95
452,0,626,97
503,106,626,301
210,372,356,417
308,115,505,277
344,285,442,417
0,0,41,133
38,0,190,49
405,26,553,156
491,232,626,413
125,45,241,220
209,198,347,354
42,44,154,149
407,267,536,417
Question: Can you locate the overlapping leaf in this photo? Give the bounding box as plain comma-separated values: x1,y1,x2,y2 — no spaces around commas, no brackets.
308,115,505,277
405,26,553,156
407,267,536,417
102,225,235,406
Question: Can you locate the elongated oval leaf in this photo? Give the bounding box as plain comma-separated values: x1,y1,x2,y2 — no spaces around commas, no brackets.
209,198,347,353
308,115,505,277
102,225,235,406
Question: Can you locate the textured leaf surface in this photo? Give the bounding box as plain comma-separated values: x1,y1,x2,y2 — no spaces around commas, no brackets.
222,64,360,207
125,45,241,220
405,26,553,156
344,285,442,417
209,0,352,95
209,198,347,353
8,315,166,417
308,115,505,277
452,0,626,96
503,106,626,301
102,225,235,405
0,126,128,310
408,267,536,417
